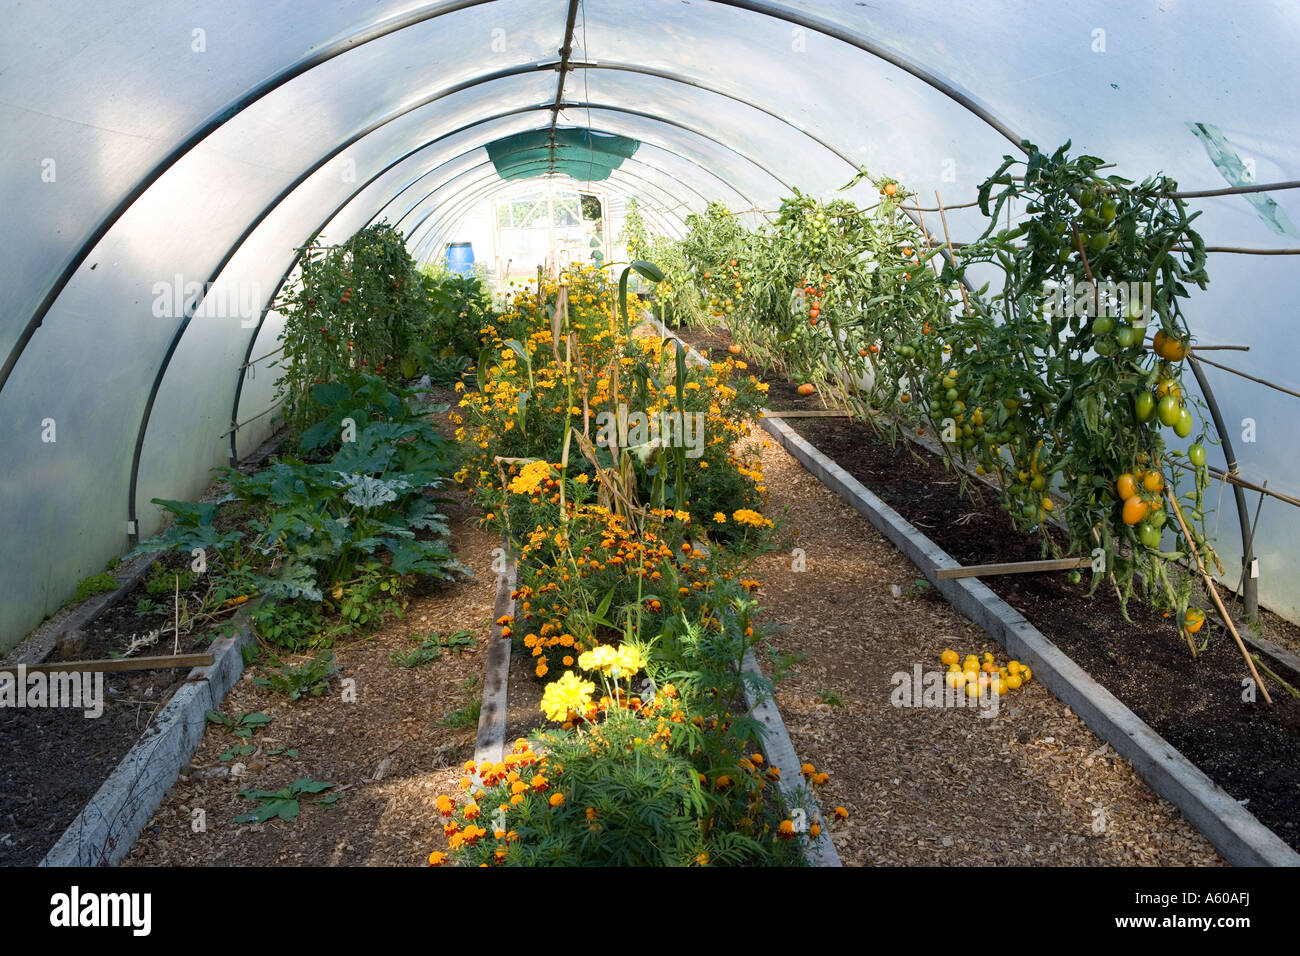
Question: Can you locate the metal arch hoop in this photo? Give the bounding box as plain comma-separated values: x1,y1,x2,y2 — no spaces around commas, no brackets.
0,0,1033,398
395,134,749,242
403,144,757,260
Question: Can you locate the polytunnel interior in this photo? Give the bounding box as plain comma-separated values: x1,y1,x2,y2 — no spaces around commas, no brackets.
4,0,1300,648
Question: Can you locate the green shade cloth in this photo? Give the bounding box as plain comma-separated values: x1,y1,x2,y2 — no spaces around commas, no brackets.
486,128,640,181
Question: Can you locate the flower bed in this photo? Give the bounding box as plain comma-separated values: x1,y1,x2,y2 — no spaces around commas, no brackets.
429,265,843,866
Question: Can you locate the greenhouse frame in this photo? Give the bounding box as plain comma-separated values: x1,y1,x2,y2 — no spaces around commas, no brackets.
2,0,1299,887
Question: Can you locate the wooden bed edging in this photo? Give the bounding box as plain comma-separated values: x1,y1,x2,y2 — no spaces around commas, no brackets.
40,612,258,867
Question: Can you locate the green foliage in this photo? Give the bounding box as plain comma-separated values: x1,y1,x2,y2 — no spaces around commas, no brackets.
144,563,195,597
135,598,162,616
273,222,433,433
390,629,475,667
646,144,1219,627
250,600,326,652
132,372,465,644
253,652,340,700
73,573,118,603
235,778,340,824
412,264,496,363
206,709,272,761
439,700,481,729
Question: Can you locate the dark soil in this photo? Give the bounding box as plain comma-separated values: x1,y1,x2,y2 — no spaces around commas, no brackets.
0,436,287,867
674,321,1300,854
0,549,217,866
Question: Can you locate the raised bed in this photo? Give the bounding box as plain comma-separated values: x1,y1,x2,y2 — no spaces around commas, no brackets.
662,319,1300,865
0,431,285,866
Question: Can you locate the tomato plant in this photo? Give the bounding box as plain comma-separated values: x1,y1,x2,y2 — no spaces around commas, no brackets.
274,222,432,433
645,141,1225,632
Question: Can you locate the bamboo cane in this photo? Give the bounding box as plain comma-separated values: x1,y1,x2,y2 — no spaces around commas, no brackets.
1165,486,1272,703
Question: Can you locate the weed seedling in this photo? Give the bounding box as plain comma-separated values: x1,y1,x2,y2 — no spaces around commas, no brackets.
235,778,340,824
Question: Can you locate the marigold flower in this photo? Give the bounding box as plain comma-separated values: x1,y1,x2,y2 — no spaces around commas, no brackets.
834,806,849,821
540,670,595,722
427,851,447,866
549,792,565,807
435,795,455,816
732,508,771,528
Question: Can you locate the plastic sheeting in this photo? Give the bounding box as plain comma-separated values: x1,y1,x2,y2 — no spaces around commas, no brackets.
3,0,1300,646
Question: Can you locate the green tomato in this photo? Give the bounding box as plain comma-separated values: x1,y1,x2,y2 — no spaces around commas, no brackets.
1150,509,1167,529
1174,407,1194,438
1079,188,1098,207
1069,570,1083,584
1115,326,1138,348
1157,394,1181,427
1092,315,1115,335
1100,199,1118,222
1138,522,1163,549
1134,391,1156,422
1188,442,1206,467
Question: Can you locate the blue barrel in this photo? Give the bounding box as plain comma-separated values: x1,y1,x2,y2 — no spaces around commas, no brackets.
445,242,475,275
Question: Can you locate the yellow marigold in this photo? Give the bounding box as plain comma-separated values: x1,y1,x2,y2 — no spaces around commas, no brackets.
713,512,727,523
539,670,595,722
733,509,771,528
509,460,552,496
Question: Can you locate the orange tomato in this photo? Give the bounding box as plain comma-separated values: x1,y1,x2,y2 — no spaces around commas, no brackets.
884,182,898,197
727,344,742,355
797,383,816,397
1184,607,1206,633
1122,496,1147,526
1116,473,1137,501
1143,471,1164,493
1153,329,1188,362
